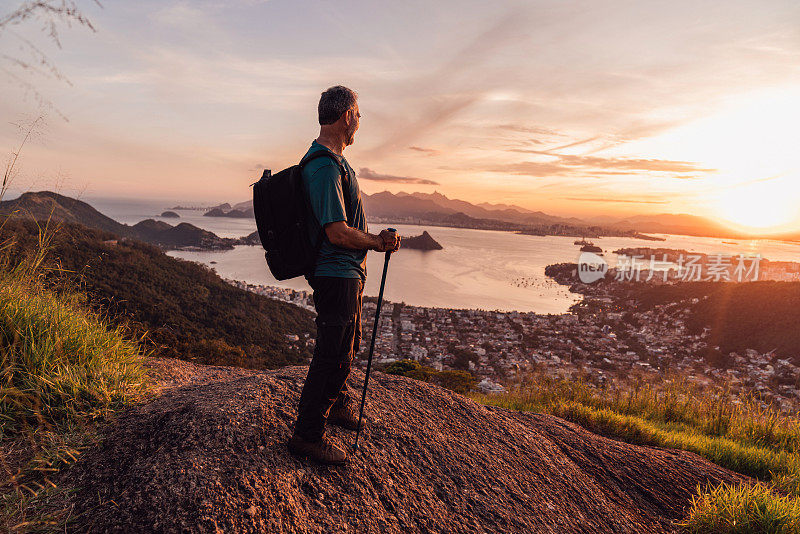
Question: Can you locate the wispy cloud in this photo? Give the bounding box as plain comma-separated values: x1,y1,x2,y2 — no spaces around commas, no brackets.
363,9,531,155
545,137,600,152
494,124,561,136
359,167,439,185
559,154,714,173
408,146,439,155
489,153,715,178
561,197,669,204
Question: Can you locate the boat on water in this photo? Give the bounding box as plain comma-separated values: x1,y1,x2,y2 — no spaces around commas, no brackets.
580,244,603,253
574,238,603,253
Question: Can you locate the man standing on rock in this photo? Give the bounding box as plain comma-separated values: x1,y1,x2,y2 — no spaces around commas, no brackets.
289,85,400,464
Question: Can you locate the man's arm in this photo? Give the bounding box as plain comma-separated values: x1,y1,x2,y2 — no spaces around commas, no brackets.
325,222,399,252
305,161,399,251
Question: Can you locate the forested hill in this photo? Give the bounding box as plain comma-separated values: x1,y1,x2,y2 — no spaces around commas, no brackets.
3,218,315,368
0,191,129,235
637,281,800,361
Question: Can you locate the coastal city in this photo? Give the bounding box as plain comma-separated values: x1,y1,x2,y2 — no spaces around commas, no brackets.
228,256,800,414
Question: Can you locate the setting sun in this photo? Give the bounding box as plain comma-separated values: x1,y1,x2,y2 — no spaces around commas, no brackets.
711,175,800,232
621,85,800,233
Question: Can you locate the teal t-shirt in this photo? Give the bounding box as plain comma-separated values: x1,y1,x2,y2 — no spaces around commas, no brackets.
302,140,368,281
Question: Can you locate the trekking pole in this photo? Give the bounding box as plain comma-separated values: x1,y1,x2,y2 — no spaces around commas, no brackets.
353,228,396,451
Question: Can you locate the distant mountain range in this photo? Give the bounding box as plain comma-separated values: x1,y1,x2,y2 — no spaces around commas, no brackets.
367,191,588,227
210,191,584,227
211,190,789,240
362,191,800,240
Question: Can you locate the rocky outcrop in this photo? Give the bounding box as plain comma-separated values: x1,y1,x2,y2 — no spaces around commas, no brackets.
580,244,603,253
71,358,744,533
400,230,443,250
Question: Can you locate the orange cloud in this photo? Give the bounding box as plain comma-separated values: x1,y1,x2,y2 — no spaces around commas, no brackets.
358,168,439,185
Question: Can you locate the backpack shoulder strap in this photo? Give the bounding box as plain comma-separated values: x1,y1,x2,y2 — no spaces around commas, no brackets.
299,150,353,225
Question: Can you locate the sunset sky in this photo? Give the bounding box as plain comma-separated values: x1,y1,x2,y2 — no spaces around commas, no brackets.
2,0,800,232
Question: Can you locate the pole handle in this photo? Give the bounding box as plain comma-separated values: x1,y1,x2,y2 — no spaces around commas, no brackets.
386,228,397,258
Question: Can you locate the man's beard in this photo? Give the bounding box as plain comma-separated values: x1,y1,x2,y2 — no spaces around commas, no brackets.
345,126,356,146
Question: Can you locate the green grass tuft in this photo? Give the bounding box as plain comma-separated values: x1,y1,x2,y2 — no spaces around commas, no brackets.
0,269,148,437
679,482,800,534
472,374,800,484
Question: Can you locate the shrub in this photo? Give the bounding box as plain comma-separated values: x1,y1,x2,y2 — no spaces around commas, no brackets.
437,370,476,394
386,359,477,393
385,359,435,382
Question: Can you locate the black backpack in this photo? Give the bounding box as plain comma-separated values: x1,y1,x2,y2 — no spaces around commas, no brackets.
252,150,352,280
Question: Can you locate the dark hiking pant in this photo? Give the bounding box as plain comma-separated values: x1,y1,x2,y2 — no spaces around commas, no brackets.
294,276,364,441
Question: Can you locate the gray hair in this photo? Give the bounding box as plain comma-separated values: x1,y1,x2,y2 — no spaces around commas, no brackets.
318,85,358,125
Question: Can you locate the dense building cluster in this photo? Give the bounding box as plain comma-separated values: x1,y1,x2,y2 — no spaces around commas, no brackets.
230,275,800,412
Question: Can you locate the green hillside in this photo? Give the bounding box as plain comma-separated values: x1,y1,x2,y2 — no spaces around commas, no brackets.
2,218,315,369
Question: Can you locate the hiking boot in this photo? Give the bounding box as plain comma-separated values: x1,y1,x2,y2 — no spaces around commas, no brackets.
328,403,365,431
288,433,348,465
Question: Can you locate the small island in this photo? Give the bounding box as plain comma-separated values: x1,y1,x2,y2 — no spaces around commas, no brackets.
160,211,180,218
131,219,236,250
203,207,228,217
236,231,262,246
204,206,254,218
400,231,443,250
